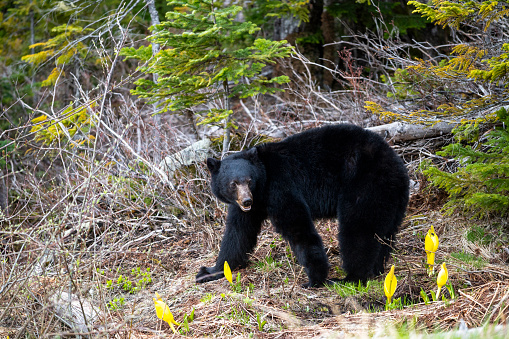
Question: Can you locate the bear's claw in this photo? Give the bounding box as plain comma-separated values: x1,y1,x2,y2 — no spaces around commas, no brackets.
196,266,224,283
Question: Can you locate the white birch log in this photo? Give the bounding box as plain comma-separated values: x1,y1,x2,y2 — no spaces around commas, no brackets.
367,122,454,142
159,139,212,182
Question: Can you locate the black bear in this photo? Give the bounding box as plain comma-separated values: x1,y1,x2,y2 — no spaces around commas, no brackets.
196,124,409,287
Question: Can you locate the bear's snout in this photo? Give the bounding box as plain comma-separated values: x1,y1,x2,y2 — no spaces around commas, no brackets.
236,183,253,212
242,197,252,207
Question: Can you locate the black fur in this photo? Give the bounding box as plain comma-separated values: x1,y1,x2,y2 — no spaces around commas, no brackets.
196,124,409,287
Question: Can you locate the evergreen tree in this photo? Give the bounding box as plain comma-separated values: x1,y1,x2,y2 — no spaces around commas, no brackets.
120,0,292,153
422,108,509,217
365,0,509,216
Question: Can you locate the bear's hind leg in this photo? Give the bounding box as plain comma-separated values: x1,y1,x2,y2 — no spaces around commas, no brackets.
337,179,401,283
339,231,382,283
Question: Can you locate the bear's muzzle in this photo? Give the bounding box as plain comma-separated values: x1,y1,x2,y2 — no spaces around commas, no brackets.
236,183,253,212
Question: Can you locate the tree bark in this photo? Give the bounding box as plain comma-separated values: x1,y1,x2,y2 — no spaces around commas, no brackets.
145,0,161,64
321,0,336,88
30,9,38,105
145,0,162,162
222,80,231,156
0,170,8,217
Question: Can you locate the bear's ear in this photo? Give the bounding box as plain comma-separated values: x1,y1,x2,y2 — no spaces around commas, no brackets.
207,158,221,173
245,147,258,161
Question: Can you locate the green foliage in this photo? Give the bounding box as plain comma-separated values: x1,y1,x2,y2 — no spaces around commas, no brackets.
21,24,92,82
420,288,431,305
420,285,454,304
107,296,125,310
368,0,509,218
381,69,420,100
0,140,15,169
231,272,242,293
451,251,486,269
179,308,195,334
430,289,438,302
470,43,509,83
30,102,96,147
385,296,414,311
244,0,310,29
446,282,456,300
367,0,509,124
256,312,267,331
219,304,250,325
328,280,383,298
0,0,61,119
200,292,215,303
13,5,92,89
1,0,161,122
0,0,49,65
466,225,494,245
120,0,292,129
408,0,509,30
295,31,323,45
255,254,282,272
421,108,509,217
104,267,152,294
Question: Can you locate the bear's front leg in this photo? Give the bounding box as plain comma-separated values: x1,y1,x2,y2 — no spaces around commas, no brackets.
196,204,265,284
271,201,329,288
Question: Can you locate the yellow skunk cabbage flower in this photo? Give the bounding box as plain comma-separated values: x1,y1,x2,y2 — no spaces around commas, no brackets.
436,263,448,299
153,292,180,333
224,261,233,284
384,265,397,305
425,225,439,275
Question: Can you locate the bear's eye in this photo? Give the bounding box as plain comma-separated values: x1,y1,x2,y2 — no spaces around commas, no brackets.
230,181,238,189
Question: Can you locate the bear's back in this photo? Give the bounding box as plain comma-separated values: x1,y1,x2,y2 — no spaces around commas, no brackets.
255,124,408,218
257,124,398,177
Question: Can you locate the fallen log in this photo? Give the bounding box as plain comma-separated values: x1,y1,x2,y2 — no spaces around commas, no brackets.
367,122,454,142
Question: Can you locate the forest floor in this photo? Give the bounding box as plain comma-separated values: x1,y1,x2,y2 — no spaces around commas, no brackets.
119,211,509,338
3,188,508,338
1,128,509,338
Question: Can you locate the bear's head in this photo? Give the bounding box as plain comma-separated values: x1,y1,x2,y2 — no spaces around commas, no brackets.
207,147,265,212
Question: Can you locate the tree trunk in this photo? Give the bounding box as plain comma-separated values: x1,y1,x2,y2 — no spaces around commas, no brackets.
0,170,8,217
222,80,231,156
30,9,38,105
145,0,162,162
321,0,336,88
186,109,200,139
145,0,161,59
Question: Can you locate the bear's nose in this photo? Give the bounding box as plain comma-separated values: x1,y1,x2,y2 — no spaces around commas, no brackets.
242,198,253,207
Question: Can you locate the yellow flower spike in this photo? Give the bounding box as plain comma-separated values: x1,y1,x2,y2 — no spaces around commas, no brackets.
425,225,439,275
384,265,397,305
436,263,448,300
224,261,233,284
153,292,180,333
